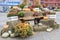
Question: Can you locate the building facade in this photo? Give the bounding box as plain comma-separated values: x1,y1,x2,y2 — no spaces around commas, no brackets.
29,0,60,7
23,0,60,7
23,0,40,6
41,0,60,7
31,0,40,5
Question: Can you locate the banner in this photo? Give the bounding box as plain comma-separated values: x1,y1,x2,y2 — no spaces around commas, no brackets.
0,0,22,6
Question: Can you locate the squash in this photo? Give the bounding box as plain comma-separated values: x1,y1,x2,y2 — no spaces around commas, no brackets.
18,11,24,17
23,8,30,11
46,28,53,32
3,25,9,29
10,33,15,38
13,6,18,9
43,16,48,20
8,31,12,34
2,32,9,38
33,9,37,12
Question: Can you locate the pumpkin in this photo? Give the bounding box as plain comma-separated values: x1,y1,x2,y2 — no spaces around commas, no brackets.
10,33,15,38
8,31,12,34
43,16,48,20
2,32,9,38
18,11,24,17
46,28,53,32
23,8,30,11
33,9,37,12
13,6,18,9
3,25,9,29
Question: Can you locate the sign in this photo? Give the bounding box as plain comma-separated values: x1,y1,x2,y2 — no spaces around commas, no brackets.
0,0,23,12
8,16,18,21
47,15,56,19
0,0,23,6
29,21,34,26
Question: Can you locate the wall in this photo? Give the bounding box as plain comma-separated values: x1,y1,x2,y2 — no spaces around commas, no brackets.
41,0,60,7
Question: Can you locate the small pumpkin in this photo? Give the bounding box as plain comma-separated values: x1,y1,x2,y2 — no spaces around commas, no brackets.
23,8,30,11
2,32,9,38
43,16,48,20
46,28,53,32
33,9,37,12
18,11,24,17
13,6,18,9
8,31,12,34
3,25,9,29
10,33,15,38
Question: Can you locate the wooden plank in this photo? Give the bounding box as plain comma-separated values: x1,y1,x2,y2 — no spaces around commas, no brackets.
18,16,43,20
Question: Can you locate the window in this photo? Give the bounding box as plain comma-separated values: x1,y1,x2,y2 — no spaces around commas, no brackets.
50,0,53,1
45,0,48,1
58,0,60,1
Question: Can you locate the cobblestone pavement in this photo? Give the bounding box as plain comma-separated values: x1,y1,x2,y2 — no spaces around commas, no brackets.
0,28,60,40
0,13,60,40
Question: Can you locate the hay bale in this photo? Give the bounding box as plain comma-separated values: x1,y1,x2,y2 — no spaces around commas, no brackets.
40,19,54,27
40,19,59,29
33,25,39,32
7,20,21,27
38,25,49,31
33,24,49,31
53,23,59,29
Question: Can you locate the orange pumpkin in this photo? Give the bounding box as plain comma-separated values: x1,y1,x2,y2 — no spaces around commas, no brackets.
13,6,18,9
3,25,9,29
23,8,30,12
43,16,48,20
33,9,37,12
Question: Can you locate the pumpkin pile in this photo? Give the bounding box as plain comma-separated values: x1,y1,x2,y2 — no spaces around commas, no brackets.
1,22,34,38
14,22,34,37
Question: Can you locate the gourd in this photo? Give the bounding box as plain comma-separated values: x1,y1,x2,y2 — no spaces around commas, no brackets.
8,31,12,34
2,32,9,38
23,8,30,11
10,33,15,38
43,16,48,20
33,9,37,12
3,25,9,29
18,11,24,17
13,6,18,9
19,4,25,9
46,28,53,32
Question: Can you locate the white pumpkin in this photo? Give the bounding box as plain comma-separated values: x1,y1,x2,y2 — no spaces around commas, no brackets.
10,33,15,38
46,28,53,32
38,23,43,26
8,31,12,34
2,32,9,38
